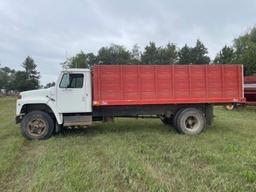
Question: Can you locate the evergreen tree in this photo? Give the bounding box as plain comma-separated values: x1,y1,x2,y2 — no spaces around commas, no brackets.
157,43,178,64
130,44,141,64
0,67,16,91
191,40,210,64
0,67,9,90
22,56,40,90
214,45,234,64
178,44,192,64
13,71,29,92
178,40,210,64
141,42,159,64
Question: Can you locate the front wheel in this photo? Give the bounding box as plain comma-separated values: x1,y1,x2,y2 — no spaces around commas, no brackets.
175,108,206,135
21,111,54,140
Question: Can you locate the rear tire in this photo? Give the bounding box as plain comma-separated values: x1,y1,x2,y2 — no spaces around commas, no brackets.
176,108,206,135
21,111,54,140
173,108,185,131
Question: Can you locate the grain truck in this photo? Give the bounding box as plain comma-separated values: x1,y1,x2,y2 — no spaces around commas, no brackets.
16,64,244,140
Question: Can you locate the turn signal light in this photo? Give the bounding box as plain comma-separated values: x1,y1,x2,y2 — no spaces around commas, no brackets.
17,94,22,99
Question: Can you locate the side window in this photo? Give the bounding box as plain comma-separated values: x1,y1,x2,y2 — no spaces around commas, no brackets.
59,73,84,88
69,74,84,88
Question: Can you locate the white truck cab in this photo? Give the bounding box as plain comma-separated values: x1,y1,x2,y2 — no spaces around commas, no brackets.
16,69,92,140
56,69,92,113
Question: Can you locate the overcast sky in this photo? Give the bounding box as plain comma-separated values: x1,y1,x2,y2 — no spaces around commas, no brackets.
0,0,256,85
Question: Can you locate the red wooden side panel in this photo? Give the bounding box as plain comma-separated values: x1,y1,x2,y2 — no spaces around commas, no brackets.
92,64,244,106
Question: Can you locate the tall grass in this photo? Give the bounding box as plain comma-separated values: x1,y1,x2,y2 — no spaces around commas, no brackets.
0,97,256,191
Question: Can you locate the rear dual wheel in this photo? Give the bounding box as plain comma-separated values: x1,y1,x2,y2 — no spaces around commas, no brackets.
173,108,206,135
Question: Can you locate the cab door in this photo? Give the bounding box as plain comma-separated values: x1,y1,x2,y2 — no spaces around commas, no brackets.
56,71,92,113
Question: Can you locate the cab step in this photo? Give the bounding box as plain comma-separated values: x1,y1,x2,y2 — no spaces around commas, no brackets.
63,115,92,126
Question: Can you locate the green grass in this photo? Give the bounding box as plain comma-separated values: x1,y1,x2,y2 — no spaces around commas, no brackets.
0,97,256,191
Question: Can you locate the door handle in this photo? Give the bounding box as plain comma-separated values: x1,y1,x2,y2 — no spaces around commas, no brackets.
62,89,72,92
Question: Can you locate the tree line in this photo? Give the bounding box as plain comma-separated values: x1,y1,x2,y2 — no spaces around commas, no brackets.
0,56,40,93
214,27,256,75
1,27,256,93
62,39,211,69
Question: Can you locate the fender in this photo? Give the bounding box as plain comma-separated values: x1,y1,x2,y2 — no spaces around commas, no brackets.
17,97,63,125
47,100,63,124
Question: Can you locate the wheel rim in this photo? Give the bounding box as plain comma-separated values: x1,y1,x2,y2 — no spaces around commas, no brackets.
225,104,234,110
27,118,47,137
159,115,165,120
185,116,199,130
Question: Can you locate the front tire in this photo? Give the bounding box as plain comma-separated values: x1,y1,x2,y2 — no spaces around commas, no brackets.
175,108,206,135
21,111,54,140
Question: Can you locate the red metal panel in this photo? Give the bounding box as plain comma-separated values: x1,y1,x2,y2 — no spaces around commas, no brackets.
123,65,138,100
140,65,156,99
174,65,189,98
156,65,173,98
92,64,244,106
207,65,222,98
190,66,206,98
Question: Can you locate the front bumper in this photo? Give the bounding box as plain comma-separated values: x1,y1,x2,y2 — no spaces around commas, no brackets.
15,115,23,124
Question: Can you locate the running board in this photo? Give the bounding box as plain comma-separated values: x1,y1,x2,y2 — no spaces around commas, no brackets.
63,115,92,126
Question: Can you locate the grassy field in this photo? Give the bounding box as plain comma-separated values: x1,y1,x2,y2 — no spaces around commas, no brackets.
0,97,256,191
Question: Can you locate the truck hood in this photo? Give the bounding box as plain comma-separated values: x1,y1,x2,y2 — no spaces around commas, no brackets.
20,88,53,99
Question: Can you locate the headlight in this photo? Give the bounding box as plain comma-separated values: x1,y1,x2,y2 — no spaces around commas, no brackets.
17,94,22,99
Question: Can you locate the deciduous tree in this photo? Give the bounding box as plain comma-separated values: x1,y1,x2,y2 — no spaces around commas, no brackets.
97,44,131,64
233,28,256,75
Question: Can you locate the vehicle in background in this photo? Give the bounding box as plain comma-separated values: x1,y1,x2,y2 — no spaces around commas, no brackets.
244,75,256,105
225,75,256,110
16,64,244,140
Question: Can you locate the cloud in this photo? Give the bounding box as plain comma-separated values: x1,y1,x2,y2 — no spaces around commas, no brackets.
0,0,255,84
